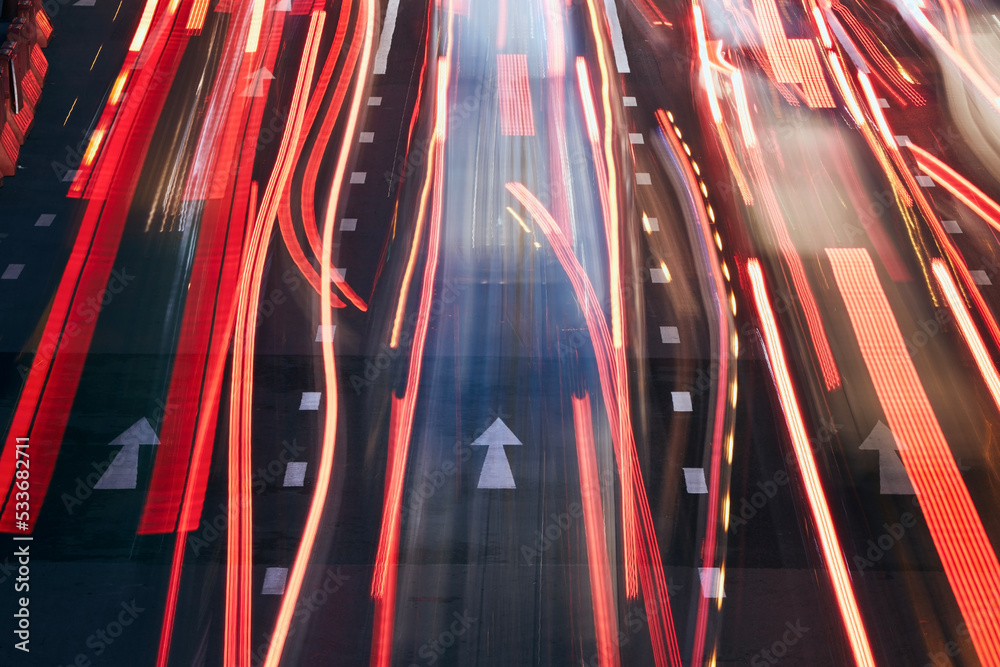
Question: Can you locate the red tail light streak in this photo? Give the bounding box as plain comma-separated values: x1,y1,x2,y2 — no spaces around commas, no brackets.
932,259,1000,413
827,248,1000,665
370,53,451,667
506,182,682,666
264,2,374,664
906,142,1000,233
497,54,535,136
573,395,622,667
747,258,876,667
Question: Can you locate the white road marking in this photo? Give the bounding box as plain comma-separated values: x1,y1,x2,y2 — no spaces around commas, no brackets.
698,567,726,598
893,135,911,147
660,326,680,344
650,267,671,283
350,172,366,184
315,324,336,342
367,96,382,106
2,264,24,280
35,214,55,227
671,391,692,412
95,418,160,490
261,568,288,594
340,218,357,231
860,421,914,495
972,270,992,285
603,0,631,73
636,173,652,185
299,392,322,410
683,468,708,494
359,132,374,143
283,462,308,487
916,175,935,187
472,419,522,489
623,96,637,107
877,98,889,108
942,220,962,234
373,0,401,75
62,169,78,182
628,133,644,144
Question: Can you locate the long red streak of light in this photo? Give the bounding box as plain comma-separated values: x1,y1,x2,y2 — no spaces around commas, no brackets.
370,59,450,667
827,248,1000,664
908,143,1000,232
932,259,1000,413
497,53,535,136
224,11,324,667
747,258,876,667
572,395,621,667
140,0,285,535
0,24,189,531
506,183,681,666
264,1,374,664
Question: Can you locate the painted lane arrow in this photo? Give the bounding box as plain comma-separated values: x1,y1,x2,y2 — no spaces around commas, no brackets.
860,420,913,495
95,418,160,490
471,418,522,489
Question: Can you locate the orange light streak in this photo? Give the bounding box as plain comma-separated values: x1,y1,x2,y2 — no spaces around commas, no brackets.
857,71,895,147
186,0,210,30
82,127,106,166
828,51,866,125
731,71,757,148
747,258,876,667
129,0,161,52
827,248,1000,665
932,259,1000,413
245,0,267,53
109,71,129,105
813,5,832,49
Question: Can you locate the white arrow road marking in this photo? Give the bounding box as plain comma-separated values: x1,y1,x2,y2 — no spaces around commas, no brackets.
860,420,914,495
95,418,160,489
241,68,275,97
471,419,522,489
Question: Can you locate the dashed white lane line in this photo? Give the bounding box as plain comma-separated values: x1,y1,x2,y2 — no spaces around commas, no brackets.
698,567,726,598
671,391,693,412
340,218,357,231
35,214,55,227
659,326,680,344
916,175,935,187
636,173,652,185
283,462,308,487
373,0,401,75
877,97,889,108
299,392,322,410
367,96,382,106
942,219,962,234
603,0,631,73
62,170,78,182
643,216,659,232
650,267,671,283
74,0,96,6
683,468,708,494
894,135,911,147
262,568,288,595
359,132,374,143
350,172,366,184
628,133,644,144
972,270,992,285
315,324,336,342
623,96,637,107
2,264,24,280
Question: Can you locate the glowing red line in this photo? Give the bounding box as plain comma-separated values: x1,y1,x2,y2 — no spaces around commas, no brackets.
497,54,535,136
573,395,621,667
747,258,876,667
752,0,799,83
827,248,1000,664
789,39,835,108
506,182,681,665
932,260,1000,412
908,143,1000,232
264,2,374,664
